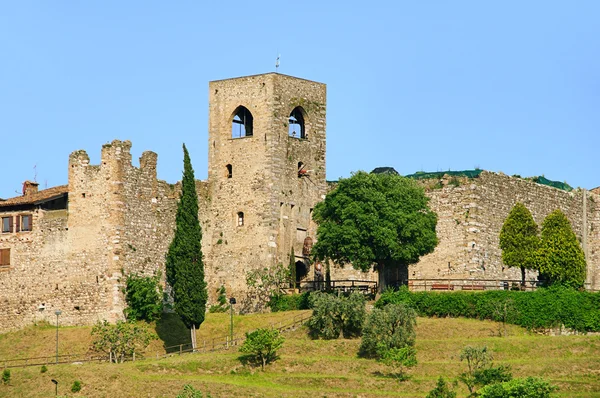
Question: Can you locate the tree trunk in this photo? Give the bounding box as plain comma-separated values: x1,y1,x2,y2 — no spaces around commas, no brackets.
378,262,386,293
191,324,197,352
520,266,526,288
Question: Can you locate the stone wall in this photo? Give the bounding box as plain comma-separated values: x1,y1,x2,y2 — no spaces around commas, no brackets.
412,172,600,290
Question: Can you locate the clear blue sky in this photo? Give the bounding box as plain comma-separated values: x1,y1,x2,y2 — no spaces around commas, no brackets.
1,1,599,199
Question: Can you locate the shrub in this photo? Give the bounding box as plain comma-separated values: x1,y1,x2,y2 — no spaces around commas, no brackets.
1,369,10,385
359,303,416,358
307,292,366,339
124,272,163,322
376,286,600,333
268,292,311,312
40,365,48,373
239,328,284,370
378,346,417,381
71,380,82,393
478,377,558,398
91,320,157,363
426,377,457,398
458,346,512,396
176,384,212,398
209,285,228,313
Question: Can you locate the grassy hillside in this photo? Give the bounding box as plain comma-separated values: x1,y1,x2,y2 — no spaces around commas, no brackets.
1,312,599,397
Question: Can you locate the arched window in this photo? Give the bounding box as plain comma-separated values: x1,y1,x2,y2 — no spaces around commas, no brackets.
288,107,305,139
237,212,244,226
231,106,253,138
226,164,232,178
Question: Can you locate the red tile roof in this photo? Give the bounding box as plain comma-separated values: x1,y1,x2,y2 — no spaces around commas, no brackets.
0,185,68,208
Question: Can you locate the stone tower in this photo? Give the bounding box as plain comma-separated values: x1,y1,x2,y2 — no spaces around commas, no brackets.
206,73,326,306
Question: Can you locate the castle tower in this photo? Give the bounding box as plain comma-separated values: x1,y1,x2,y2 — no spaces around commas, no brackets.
206,73,326,305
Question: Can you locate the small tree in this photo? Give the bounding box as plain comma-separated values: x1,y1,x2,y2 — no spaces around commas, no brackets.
246,263,291,308
378,345,417,381
165,144,208,350
307,292,366,339
537,209,586,288
426,377,457,398
458,346,512,396
499,202,539,286
124,272,163,322
71,380,82,393
359,303,416,358
239,328,284,370
312,171,438,291
176,384,211,398
91,320,156,363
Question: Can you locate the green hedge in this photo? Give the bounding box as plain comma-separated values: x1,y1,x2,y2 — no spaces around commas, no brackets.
376,286,600,332
269,292,312,312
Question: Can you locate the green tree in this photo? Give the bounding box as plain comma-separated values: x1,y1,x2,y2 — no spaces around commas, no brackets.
124,272,163,322
289,248,297,290
312,171,437,290
246,263,291,309
2,369,10,385
307,292,366,339
91,320,156,363
499,202,539,286
165,144,207,350
426,377,457,398
239,328,284,370
458,346,512,396
71,380,82,393
378,345,417,381
359,303,416,358
478,377,558,398
537,209,586,288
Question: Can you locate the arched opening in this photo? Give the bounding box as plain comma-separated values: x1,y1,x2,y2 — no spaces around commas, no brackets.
226,164,232,178
288,107,305,139
237,212,244,227
231,106,253,138
295,260,308,283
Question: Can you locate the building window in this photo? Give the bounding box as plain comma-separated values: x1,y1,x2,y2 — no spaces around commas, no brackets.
0,248,10,267
1,217,12,233
20,214,32,232
226,164,233,178
289,107,306,139
237,212,244,227
231,106,254,138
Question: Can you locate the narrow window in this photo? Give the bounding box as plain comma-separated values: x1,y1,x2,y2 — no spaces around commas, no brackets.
20,215,32,232
231,106,254,138
288,107,306,139
226,164,233,178
1,217,12,233
0,248,10,267
298,162,307,177
237,212,244,227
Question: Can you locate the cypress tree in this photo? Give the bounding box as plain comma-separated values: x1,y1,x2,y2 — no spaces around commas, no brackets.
289,248,297,290
499,202,539,286
165,144,207,348
537,209,586,288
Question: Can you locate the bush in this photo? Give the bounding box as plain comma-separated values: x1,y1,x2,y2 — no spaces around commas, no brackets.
71,380,82,393
426,377,457,398
176,384,212,398
1,369,10,385
359,303,416,358
376,286,600,333
124,272,163,322
40,365,47,373
478,377,558,398
209,285,228,313
91,320,157,363
307,292,366,339
268,292,311,312
239,328,284,370
378,346,417,381
458,346,512,395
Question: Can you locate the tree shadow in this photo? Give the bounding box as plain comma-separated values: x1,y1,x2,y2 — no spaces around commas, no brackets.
372,371,411,382
155,312,192,353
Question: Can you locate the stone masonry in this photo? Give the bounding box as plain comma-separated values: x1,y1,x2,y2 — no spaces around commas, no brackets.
0,72,598,332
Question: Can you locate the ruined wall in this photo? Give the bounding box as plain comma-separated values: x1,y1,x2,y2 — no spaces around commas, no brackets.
413,172,600,289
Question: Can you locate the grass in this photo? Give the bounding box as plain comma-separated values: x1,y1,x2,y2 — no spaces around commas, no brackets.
0,312,599,397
